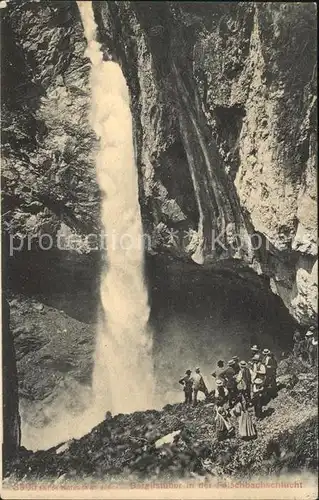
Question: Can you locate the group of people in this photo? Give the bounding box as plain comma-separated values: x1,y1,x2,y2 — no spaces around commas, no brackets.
179,367,209,405
178,325,318,442
293,325,318,366
179,345,279,441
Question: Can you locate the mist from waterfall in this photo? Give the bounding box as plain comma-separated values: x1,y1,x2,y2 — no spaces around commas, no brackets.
20,1,154,451
77,1,154,417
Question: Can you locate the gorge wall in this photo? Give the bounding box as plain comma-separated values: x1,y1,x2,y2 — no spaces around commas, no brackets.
2,0,317,328
2,294,21,463
1,0,317,456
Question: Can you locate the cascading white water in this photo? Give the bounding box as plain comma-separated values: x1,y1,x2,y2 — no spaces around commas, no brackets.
77,1,155,417
20,2,154,451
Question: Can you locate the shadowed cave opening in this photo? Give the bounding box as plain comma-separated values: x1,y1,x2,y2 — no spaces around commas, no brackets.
5,250,296,448
148,256,295,404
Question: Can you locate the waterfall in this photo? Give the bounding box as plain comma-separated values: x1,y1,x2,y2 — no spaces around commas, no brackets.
77,1,154,417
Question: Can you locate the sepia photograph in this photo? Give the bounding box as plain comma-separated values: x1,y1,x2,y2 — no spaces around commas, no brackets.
0,1,318,498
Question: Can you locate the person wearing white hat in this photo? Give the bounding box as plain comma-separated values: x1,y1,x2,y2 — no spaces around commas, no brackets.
249,345,261,370
262,349,271,376
250,353,266,383
305,326,318,366
214,379,229,406
222,360,238,407
262,348,270,360
252,377,264,419
231,356,240,375
250,345,260,356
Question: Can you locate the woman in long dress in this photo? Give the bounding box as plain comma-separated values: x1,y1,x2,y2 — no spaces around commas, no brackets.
231,395,257,440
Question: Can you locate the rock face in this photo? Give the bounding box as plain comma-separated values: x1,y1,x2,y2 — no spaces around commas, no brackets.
2,294,21,463
3,247,99,450
1,0,99,240
1,1,317,327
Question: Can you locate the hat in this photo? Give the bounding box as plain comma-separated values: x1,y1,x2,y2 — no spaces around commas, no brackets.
216,379,223,386
309,326,316,331
254,378,263,385
251,345,259,352
239,360,247,367
262,348,270,355
186,369,191,375
228,359,235,366
195,367,200,372
232,356,239,362
252,354,260,361
306,331,314,337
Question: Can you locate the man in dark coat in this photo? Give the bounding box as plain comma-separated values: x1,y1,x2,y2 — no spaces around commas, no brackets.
238,360,252,402
252,377,264,420
262,349,278,398
305,327,317,366
293,329,305,359
179,370,193,404
220,360,238,407
212,360,225,381
231,355,240,375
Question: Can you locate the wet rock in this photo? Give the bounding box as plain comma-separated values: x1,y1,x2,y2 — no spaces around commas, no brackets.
2,296,21,467
276,374,298,389
55,442,71,455
155,430,181,448
9,299,19,308
1,2,317,325
33,302,44,312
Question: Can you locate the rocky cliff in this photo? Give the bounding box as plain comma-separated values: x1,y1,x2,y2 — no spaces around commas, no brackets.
2,294,21,463
1,1,317,327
